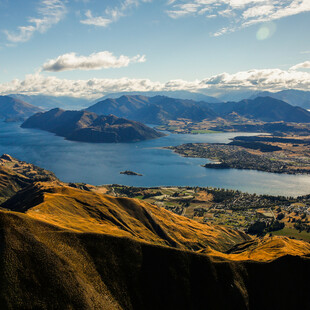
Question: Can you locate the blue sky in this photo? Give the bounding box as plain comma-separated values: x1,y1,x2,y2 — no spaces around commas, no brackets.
0,0,309,98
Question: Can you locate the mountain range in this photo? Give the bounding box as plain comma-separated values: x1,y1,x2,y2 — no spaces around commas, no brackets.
10,94,91,110
0,155,309,309
87,95,310,124
21,108,165,143
94,90,220,104
249,89,310,110
87,95,218,124
0,95,42,121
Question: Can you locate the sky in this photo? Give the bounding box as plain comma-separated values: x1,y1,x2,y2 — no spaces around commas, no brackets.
0,0,309,98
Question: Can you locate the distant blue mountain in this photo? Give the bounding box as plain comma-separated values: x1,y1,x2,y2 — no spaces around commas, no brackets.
0,95,42,121
9,94,91,111
249,89,310,110
211,97,310,123
94,91,220,104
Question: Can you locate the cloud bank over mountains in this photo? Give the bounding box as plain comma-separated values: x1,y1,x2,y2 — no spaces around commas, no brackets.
1,62,309,98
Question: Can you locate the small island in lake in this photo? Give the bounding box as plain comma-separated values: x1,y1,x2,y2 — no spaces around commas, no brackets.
120,170,143,176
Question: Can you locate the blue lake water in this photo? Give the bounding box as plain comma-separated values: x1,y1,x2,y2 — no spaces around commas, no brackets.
0,121,309,197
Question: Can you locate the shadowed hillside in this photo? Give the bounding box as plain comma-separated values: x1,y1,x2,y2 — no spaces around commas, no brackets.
0,156,309,309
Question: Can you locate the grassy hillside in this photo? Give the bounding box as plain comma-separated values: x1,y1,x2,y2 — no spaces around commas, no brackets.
0,156,309,309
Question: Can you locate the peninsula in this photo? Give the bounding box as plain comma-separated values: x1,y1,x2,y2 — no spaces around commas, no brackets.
21,108,165,143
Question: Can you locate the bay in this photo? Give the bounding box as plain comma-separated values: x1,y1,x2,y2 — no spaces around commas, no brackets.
0,121,309,197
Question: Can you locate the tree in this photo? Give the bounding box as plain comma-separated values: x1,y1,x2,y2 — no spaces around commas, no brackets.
247,221,266,235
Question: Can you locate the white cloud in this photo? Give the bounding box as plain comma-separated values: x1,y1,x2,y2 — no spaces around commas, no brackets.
80,10,112,27
166,0,310,36
4,0,66,43
42,51,146,72
290,61,310,71
242,5,274,19
1,62,310,98
81,0,152,27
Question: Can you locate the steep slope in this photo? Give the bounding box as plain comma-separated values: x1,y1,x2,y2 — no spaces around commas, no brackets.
0,95,42,121
87,95,217,124
0,209,308,310
21,108,165,143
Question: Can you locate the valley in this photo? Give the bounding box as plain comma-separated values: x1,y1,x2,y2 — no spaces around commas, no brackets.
88,184,310,242
156,118,310,135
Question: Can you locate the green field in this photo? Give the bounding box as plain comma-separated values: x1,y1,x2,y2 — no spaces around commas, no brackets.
272,227,310,241
191,130,222,134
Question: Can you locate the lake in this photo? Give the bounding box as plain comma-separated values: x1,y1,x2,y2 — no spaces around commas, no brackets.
0,121,309,197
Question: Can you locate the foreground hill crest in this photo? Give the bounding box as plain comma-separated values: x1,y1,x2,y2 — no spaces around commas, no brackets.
0,155,309,309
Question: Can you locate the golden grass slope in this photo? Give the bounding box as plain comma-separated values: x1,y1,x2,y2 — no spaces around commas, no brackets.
210,235,310,262
2,182,250,253
2,181,310,262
